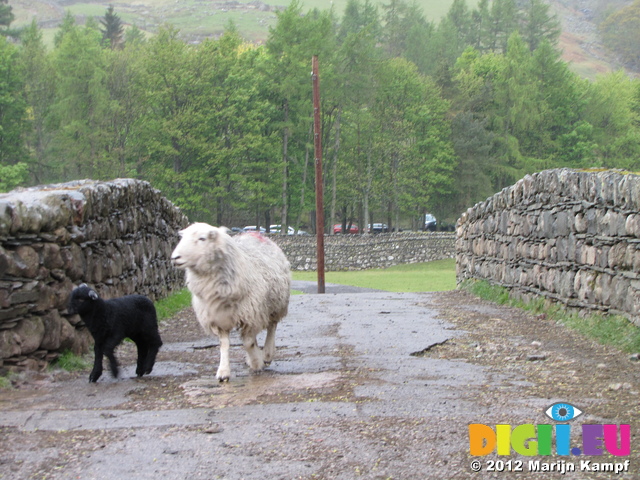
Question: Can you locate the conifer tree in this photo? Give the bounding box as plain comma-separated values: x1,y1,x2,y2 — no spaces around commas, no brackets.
0,0,18,38
101,5,124,49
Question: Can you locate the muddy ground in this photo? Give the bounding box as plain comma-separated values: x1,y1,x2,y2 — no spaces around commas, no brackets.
0,286,639,479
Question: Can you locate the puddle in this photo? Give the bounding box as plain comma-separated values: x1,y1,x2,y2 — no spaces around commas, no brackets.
181,371,343,407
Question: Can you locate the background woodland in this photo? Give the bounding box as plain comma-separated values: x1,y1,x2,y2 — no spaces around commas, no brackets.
1,0,640,232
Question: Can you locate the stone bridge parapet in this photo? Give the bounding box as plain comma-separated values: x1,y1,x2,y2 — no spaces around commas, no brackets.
456,168,640,324
0,179,188,371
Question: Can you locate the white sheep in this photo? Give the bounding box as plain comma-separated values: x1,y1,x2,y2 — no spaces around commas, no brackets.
170,223,291,381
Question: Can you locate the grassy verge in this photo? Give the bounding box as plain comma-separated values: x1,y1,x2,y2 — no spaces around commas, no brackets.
155,288,192,322
292,258,456,292
461,279,640,354
51,350,90,372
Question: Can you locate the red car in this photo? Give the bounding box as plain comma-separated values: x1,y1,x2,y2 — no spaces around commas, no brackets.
333,223,359,234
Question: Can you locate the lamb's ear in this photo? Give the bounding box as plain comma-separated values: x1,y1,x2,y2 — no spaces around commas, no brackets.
88,289,99,301
220,226,231,235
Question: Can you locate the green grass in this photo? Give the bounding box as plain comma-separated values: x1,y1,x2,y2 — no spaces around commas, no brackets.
155,288,192,322
0,375,12,389
462,279,640,354
52,350,90,372
292,258,456,292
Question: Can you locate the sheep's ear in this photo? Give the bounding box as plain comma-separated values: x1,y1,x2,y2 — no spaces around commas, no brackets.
88,289,99,301
220,226,231,235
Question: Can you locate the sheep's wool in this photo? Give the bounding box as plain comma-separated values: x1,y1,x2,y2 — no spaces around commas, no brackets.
171,223,291,380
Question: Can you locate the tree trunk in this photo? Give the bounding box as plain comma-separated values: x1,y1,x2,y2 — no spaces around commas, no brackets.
281,101,289,234
295,124,313,233
330,109,342,235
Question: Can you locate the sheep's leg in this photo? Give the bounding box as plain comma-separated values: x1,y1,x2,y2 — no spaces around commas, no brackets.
89,343,104,383
216,331,231,382
242,333,264,372
263,323,278,366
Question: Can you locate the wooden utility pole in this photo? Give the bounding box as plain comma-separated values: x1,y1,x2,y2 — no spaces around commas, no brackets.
312,55,325,294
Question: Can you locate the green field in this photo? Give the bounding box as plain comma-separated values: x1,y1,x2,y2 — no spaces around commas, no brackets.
12,0,478,44
292,258,457,292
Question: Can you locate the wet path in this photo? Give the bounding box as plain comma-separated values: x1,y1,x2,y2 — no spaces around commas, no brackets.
1,288,638,479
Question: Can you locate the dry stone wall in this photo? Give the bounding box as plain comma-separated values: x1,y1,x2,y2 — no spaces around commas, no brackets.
271,232,455,271
0,179,188,371
456,168,640,324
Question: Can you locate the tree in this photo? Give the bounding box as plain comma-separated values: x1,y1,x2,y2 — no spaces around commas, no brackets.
0,162,28,192
372,58,454,228
582,71,640,166
381,0,431,62
124,25,146,46
520,0,561,51
0,0,18,38
445,112,494,219
50,19,112,179
529,40,582,159
266,2,337,231
102,43,145,178
487,0,518,53
0,35,28,166
19,20,57,183
54,11,76,48
336,8,381,229
470,0,492,52
599,0,640,69
132,26,207,219
101,5,124,50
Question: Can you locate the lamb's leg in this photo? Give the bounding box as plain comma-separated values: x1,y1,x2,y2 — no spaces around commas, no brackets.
135,341,149,377
263,322,278,366
242,333,265,372
142,336,162,376
89,343,104,383
104,339,120,379
216,331,231,382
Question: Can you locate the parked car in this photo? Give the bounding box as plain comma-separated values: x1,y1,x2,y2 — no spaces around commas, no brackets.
333,223,359,234
368,223,389,234
269,225,310,235
424,214,437,231
269,224,295,235
242,226,266,233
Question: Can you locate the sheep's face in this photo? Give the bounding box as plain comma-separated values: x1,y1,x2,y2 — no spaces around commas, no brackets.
171,223,228,271
68,284,99,315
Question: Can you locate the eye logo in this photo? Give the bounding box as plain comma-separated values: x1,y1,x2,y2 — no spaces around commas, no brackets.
545,403,583,422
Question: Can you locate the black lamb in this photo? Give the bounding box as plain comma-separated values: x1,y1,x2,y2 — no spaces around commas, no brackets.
67,284,163,383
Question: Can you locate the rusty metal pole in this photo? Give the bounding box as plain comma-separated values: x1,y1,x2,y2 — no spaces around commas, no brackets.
312,55,325,294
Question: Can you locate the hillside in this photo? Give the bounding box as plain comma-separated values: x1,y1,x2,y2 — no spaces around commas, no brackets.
8,0,633,78
550,0,632,78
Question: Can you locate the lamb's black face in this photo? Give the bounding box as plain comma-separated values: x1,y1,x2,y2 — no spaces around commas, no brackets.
68,285,99,315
